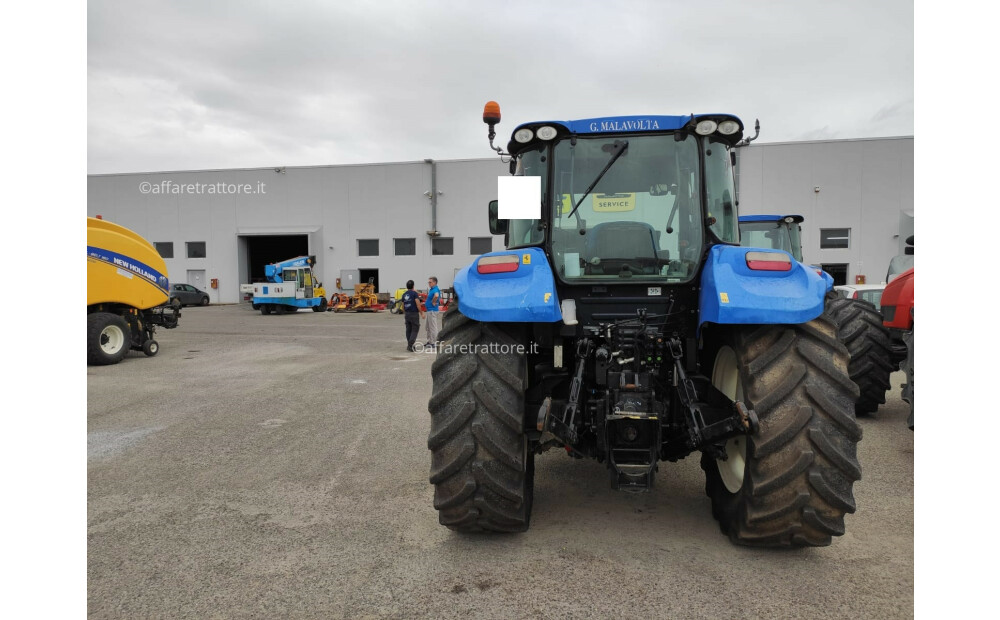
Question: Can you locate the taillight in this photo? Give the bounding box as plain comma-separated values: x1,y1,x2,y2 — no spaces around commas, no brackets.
477,254,520,274
745,251,792,271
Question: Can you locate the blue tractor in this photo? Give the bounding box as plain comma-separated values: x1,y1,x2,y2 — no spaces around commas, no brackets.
738,214,893,415
427,103,862,547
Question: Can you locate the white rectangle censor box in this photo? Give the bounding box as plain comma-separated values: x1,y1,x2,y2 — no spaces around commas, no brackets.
498,176,541,219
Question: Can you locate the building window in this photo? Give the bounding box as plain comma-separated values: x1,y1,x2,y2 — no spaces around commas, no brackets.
186,241,206,258
432,237,454,255
154,242,174,258
394,238,416,256
469,237,492,255
820,228,850,249
358,239,379,256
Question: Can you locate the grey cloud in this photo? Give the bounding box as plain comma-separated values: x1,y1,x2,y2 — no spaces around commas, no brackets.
88,0,913,173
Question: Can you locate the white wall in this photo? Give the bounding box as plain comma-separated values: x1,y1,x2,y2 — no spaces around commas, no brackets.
88,136,913,301
737,136,914,283
88,158,508,302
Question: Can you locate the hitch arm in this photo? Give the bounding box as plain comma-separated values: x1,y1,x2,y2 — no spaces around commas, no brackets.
545,338,593,444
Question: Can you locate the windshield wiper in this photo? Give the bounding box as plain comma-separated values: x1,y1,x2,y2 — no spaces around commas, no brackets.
566,139,629,219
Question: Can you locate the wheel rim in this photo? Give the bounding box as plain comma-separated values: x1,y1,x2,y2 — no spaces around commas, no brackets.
712,345,747,494
100,324,126,355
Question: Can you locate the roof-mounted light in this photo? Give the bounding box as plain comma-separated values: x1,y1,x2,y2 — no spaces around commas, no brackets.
483,101,501,126
717,120,740,135
783,216,796,223
513,128,534,143
536,126,557,140
695,120,718,135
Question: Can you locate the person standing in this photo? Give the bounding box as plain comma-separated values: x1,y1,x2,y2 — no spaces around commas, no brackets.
401,280,423,352
424,276,441,348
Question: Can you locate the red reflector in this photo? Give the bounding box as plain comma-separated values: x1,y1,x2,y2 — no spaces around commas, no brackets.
478,262,519,274
747,260,792,271
745,251,792,271
477,255,520,274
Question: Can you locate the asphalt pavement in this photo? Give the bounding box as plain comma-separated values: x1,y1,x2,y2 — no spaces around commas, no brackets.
88,304,914,619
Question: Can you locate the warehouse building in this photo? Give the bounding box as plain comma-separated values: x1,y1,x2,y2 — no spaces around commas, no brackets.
87,136,913,304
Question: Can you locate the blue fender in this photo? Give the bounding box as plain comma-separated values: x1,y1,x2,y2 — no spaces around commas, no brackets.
699,245,832,326
455,247,562,322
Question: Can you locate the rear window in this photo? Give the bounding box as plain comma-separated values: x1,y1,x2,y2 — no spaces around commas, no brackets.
859,290,883,307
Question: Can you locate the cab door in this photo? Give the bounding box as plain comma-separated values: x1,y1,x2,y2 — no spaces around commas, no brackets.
302,268,314,299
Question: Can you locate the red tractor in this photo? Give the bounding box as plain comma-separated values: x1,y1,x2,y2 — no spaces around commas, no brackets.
881,267,914,429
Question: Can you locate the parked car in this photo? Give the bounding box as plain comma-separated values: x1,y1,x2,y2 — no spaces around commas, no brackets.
834,283,886,309
170,283,210,307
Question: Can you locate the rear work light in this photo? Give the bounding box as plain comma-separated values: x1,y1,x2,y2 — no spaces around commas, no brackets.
477,254,520,274
745,251,792,271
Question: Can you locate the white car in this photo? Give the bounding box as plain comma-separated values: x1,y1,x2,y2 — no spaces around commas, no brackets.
834,284,886,308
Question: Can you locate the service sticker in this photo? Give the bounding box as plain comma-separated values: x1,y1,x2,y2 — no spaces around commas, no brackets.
544,293,552,303
720,292,730,304
523,253,531,265
593,193,636,212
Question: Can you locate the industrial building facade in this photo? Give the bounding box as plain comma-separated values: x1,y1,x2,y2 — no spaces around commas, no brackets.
87,136,913,304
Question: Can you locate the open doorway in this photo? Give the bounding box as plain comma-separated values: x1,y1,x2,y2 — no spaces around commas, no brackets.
821,263,849,286
239,235,309,283
359,269,379,293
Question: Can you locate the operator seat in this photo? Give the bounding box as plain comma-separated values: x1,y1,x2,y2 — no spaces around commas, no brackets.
585,221,660,274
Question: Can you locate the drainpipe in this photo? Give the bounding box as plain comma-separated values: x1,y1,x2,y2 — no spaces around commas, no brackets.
424,158,440,237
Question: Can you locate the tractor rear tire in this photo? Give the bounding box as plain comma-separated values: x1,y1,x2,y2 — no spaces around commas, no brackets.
902,329,913,430
88,312,131,366
428,303,534,533
700,317,862,547
824,294,893,415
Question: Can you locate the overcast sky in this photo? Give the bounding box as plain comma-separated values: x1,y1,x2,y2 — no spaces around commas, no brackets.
87,0,913,174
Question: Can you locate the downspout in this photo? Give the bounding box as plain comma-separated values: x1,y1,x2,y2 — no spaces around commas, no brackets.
424,158,440,237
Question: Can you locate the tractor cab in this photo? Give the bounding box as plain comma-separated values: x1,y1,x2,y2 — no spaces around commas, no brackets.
494,114,743,280
738,214,805,263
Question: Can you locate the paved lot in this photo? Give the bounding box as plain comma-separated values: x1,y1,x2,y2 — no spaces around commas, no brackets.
88,304,914,619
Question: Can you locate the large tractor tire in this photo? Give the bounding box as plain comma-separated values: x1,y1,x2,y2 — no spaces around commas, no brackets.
700,317,862,547
902,329,913,430
427,304,534,533
87,312,131,366
824,294,893,415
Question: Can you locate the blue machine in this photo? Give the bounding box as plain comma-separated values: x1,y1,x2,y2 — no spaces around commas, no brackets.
248,255,325,315
425,103,861,549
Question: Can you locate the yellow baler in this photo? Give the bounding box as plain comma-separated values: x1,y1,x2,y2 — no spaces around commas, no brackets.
87,217,180,365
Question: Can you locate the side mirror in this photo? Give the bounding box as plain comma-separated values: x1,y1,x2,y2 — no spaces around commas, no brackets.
488,200,508,235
